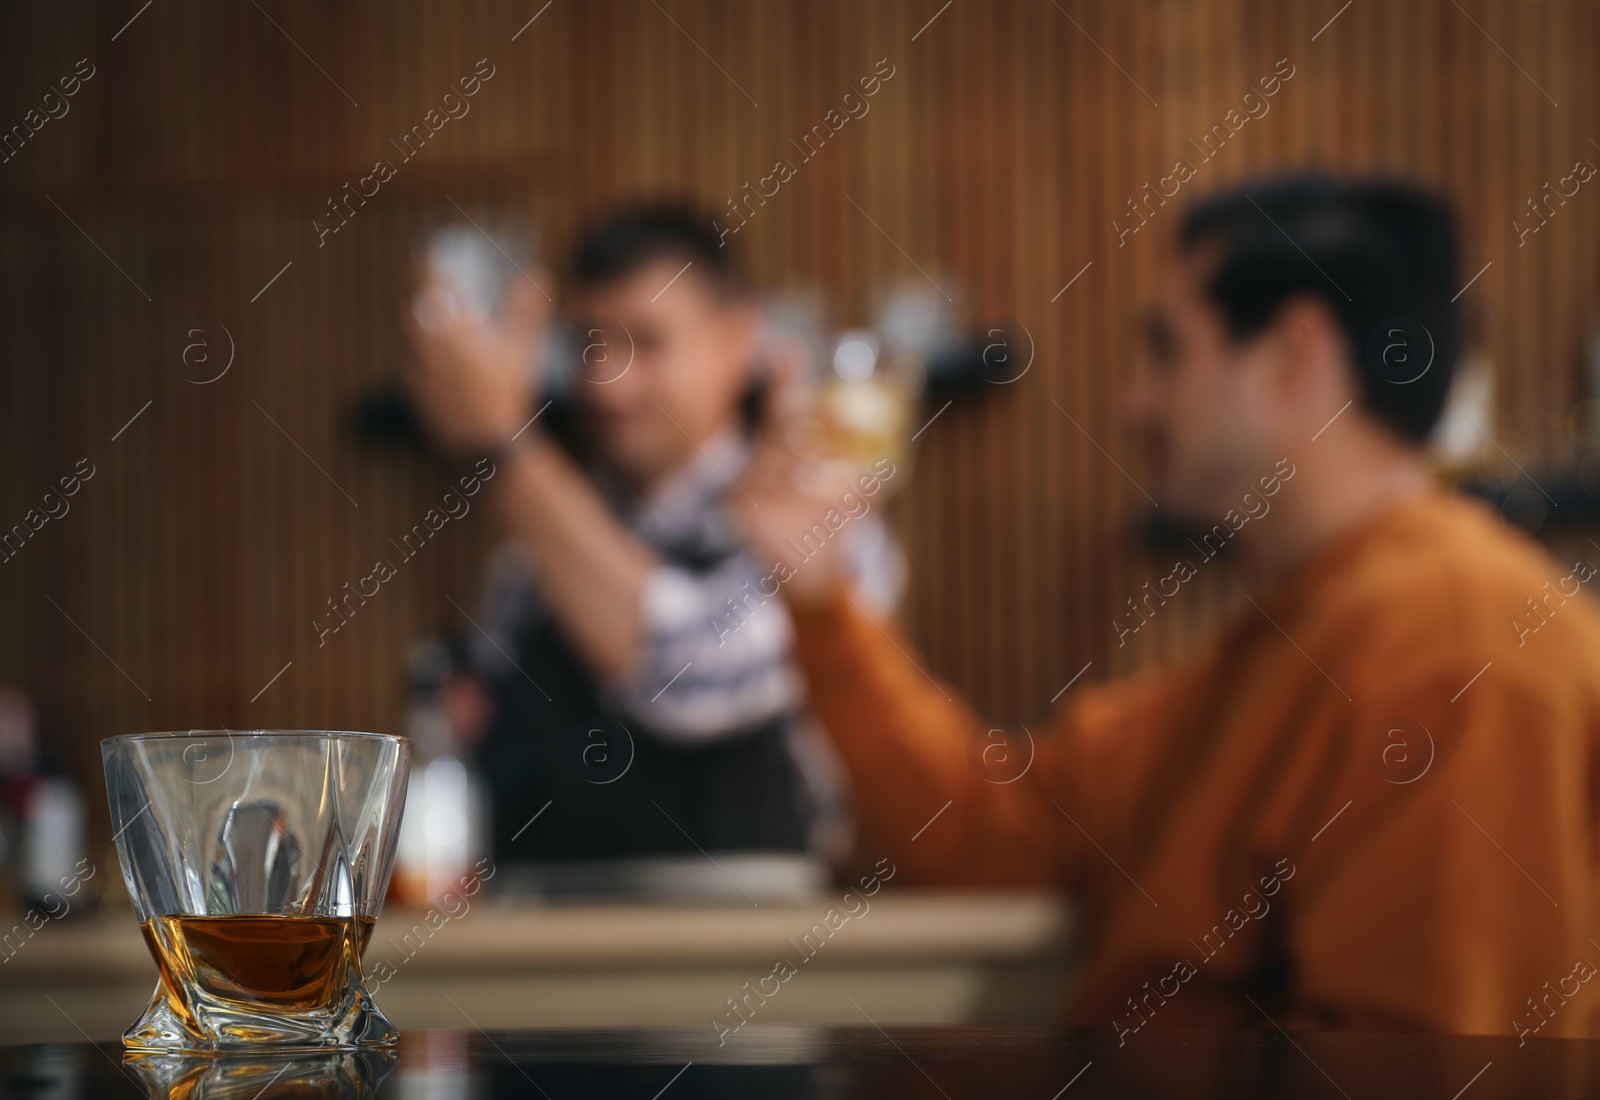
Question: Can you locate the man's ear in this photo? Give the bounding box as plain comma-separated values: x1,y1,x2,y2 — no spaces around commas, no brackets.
719,298,762,366
1270,295,1355,403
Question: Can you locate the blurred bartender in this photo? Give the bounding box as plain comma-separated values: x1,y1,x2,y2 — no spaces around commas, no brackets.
403,205,897,880
735,175,1600,1037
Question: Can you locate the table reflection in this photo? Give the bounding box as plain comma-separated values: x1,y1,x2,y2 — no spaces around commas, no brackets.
7,1026,1600,1099
122,1047,397,1100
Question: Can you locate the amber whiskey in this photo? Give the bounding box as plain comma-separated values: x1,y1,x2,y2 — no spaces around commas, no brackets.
139,914,376,1021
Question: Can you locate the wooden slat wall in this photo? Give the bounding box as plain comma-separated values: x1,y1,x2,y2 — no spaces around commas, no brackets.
1,1,1596,803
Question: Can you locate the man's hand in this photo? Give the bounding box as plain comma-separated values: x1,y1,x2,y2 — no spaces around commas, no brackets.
729,348,862,606
401,268,550,457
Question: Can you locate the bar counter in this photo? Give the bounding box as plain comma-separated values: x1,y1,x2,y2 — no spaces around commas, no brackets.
0,892,1074,1042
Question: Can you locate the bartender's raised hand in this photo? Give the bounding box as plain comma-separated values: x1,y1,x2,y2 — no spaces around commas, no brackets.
402,269,550,458
729,346,859,606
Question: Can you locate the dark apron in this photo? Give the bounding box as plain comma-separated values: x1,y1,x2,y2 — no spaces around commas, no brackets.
477,608,813,862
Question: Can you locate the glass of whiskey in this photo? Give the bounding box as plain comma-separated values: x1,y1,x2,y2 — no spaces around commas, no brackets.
102,731,411,1052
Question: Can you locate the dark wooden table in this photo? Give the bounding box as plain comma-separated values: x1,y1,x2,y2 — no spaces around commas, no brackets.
5,1026,1597,1098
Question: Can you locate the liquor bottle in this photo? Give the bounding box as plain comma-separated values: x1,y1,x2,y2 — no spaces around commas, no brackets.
389,638,489,908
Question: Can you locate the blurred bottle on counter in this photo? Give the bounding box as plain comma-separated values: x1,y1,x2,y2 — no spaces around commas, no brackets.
390,637,492,909
0,686,89,913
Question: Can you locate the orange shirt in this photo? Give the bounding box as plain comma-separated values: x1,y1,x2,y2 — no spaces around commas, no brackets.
789,489,1600,1039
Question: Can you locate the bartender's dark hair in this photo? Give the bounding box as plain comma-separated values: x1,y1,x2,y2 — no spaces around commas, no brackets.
569,202,742,297
1180,173,1460,443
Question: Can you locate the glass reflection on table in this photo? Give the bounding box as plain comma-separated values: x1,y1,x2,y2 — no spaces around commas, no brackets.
121,1047,398,1100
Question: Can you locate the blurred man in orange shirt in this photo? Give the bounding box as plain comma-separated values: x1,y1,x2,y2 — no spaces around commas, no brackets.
734,174,1600,1040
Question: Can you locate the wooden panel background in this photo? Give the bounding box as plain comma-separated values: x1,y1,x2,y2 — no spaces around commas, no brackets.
1,1,1596,819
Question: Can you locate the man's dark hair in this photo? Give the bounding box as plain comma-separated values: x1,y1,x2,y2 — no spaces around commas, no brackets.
1179,174,1461,443
568,202,741,297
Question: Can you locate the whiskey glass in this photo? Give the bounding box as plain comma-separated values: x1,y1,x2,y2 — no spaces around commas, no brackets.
102,730,410,1052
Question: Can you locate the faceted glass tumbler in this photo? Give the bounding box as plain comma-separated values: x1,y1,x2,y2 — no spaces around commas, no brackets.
102,730,411,1052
